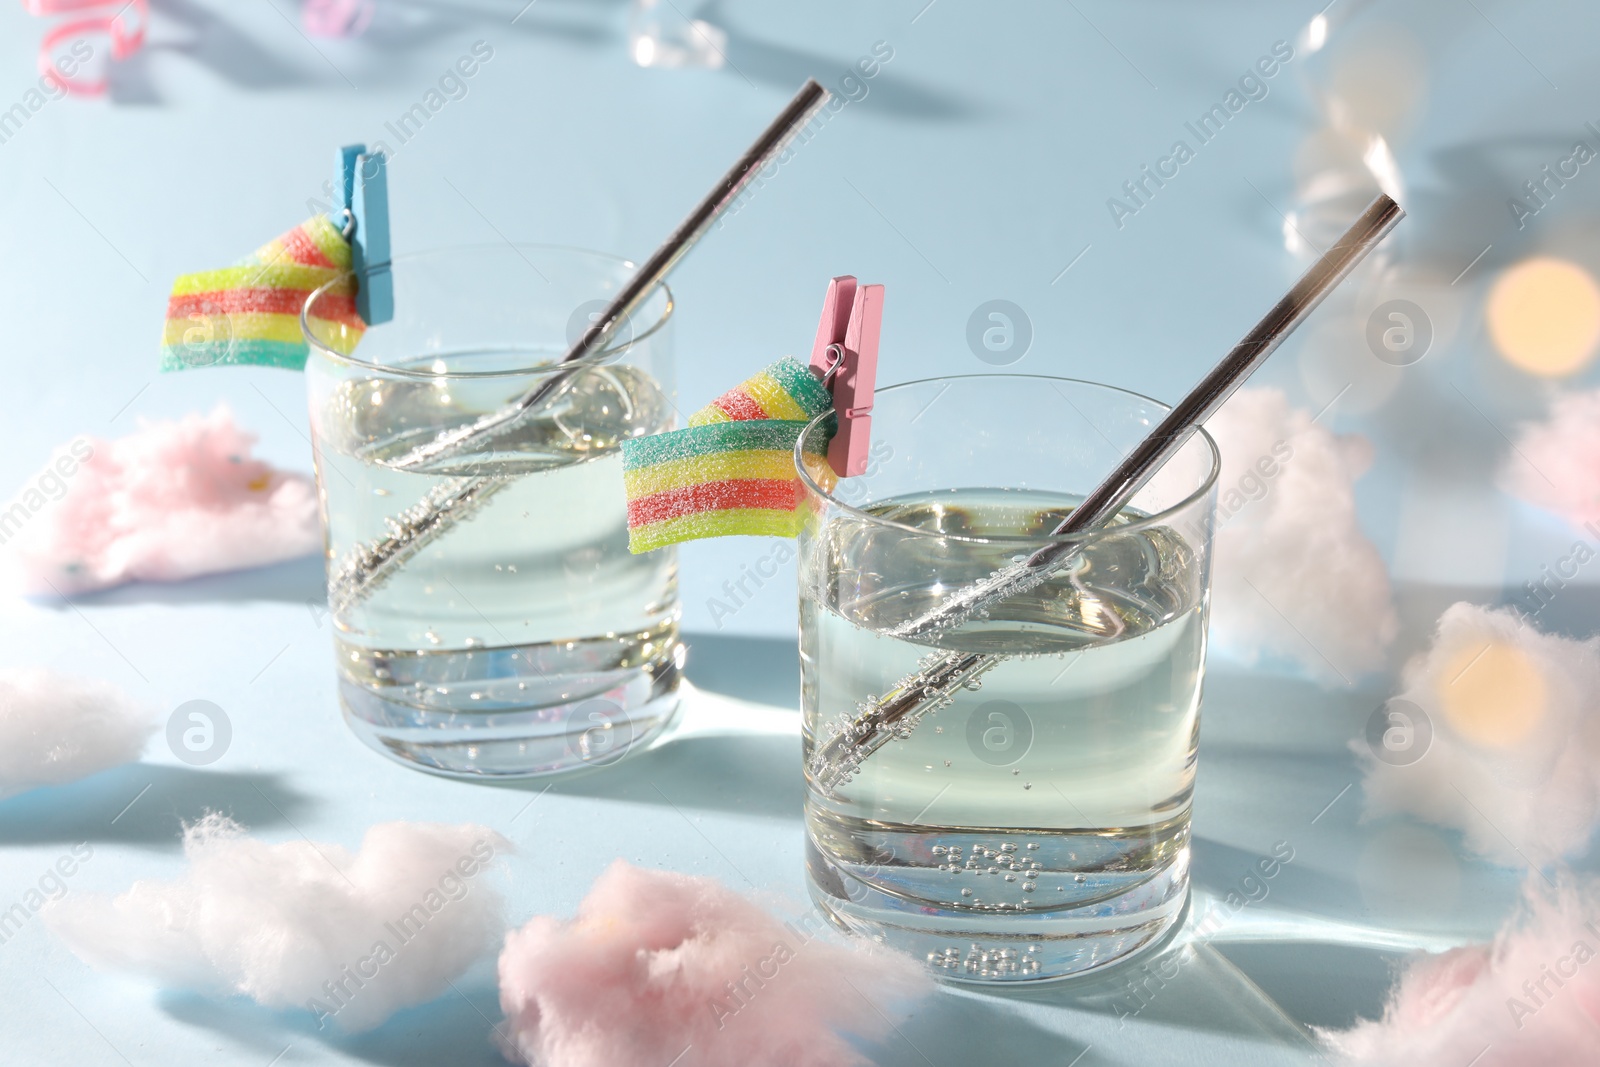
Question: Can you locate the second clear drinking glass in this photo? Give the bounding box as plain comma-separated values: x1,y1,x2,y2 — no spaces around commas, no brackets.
797,374,1219,981
303,245,681,778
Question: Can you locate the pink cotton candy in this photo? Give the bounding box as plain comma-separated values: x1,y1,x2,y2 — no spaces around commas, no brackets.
3,407,321,595
496,861,932,1067
1324,877,1600,1066
1500,387,1600,528
303,0,374,37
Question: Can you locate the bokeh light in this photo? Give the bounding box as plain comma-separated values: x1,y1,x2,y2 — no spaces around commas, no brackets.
1435,641,1547,748
1486,257,1600,377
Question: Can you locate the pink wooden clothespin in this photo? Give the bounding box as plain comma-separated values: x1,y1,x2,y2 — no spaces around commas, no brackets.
808,276,882,478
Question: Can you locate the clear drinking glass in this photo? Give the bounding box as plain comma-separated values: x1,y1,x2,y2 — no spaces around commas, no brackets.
302,245,681,778
796,375,1219,981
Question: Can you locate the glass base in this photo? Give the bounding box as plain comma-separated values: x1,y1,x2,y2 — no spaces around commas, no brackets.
338,633,683,779
806,837,1190,982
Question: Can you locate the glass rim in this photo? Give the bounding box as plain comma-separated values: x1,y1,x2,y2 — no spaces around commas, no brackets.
793,373,1221,545
300,243,675,381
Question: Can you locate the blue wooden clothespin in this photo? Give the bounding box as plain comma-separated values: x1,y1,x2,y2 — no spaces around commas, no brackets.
336,144,393,326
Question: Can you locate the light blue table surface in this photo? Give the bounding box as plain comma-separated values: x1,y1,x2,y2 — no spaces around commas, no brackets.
2,1,1599,1063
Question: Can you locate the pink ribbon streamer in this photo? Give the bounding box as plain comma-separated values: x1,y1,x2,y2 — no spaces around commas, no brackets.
22,0,373,97
22,0,148,97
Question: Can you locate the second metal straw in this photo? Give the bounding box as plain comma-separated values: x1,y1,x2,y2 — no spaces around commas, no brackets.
808,193,1405,793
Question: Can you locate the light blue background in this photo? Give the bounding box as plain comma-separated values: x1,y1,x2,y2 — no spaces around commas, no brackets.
1,1,1598,1064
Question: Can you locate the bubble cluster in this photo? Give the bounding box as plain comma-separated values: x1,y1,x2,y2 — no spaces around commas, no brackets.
931,840,1044,902
927,942,1043,978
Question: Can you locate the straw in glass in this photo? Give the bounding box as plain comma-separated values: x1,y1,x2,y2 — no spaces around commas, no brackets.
320,80,831,614
808,194,1405,794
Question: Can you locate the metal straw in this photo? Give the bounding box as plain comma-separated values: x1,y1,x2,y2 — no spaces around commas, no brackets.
325,80,831,614
808,193,1404,793
381,79,832,472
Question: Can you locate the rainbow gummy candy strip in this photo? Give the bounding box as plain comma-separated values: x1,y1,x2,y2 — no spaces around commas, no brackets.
622,356,838,553
161,214,365,372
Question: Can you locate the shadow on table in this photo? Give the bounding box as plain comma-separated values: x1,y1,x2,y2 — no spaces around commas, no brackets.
110,0,311,103
0,764,312,848
525,721,804,821
698,1,981,120
1211,941,1402,1032
681,631,799,709
861,988,1088,1067
947,927,1324,1055
493,633,804,820
1183,656,1530,1037
111,0,619,104
1190,837,1401,1031
159,971,508,1067
26,555,327,610
111,0,978,115
361,0,615,50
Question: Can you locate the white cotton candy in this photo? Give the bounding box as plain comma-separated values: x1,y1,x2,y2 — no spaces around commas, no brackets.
1323,876,1600,1067
1499,386,1600,527
45,816,509,1032
1355,603,1600,868
0,668,153,798
1203,388,1398,683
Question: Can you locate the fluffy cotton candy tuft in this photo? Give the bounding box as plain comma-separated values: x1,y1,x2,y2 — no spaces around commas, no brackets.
45,816,509,1032
303,0,374,37
1203,388,1398,683
0,667,153,798
497,861,932,1067
1323,876,1600,1066
4,406,320,595
1355,602,1600,867
1500,387,1600,528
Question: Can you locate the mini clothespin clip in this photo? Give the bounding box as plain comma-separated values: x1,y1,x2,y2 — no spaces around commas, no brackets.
336,144,393,326
809,275,882,477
